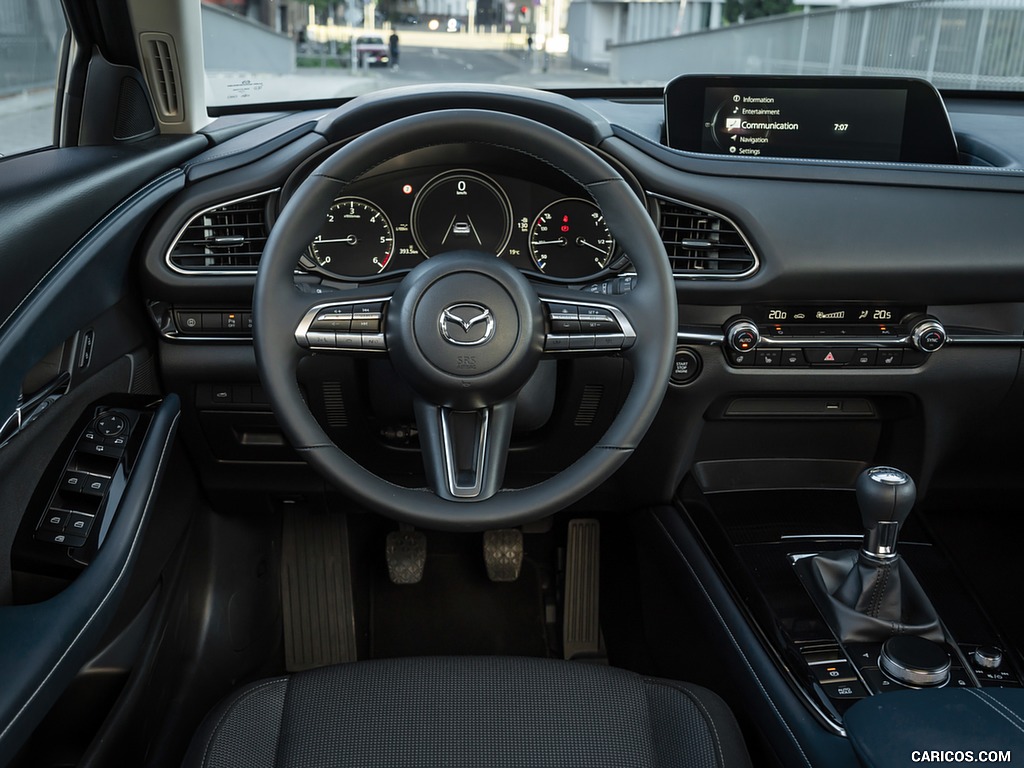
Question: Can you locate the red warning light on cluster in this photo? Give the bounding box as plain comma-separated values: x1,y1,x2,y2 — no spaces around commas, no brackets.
402,184,413,195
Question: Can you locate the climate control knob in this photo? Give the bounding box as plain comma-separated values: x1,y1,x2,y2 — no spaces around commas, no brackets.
910,317,947,353
725,319,761,353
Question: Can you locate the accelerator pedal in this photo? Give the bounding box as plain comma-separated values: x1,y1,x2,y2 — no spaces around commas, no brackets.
563,518,602,660
483,529,524,582
386,527,427,585
281,504,357,671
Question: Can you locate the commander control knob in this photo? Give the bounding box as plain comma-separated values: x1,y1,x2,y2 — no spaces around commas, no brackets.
973,646,1004,670
725,319,760,353
857,466,917,560
910,317,947,353
880,636,951,687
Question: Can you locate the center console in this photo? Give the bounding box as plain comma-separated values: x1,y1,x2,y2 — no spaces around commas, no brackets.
682,470,1022,734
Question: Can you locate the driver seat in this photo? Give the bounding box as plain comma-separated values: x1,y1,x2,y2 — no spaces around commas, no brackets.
183,656,751,767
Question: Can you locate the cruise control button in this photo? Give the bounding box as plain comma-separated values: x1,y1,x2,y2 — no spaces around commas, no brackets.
804,348,854,365
593,333,625,350
549,317,581,334
569,335,596,350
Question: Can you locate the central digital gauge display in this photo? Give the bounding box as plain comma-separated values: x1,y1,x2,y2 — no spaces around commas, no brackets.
410,169,513,257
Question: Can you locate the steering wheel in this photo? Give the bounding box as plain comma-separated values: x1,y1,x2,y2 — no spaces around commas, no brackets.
254,109,676,531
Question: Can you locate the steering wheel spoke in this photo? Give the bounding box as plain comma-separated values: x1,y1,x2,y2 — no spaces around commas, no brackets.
291,284,395,355
536,287,637,357
414,398,516,502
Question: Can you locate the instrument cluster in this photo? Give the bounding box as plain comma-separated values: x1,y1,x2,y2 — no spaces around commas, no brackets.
293,146,630,283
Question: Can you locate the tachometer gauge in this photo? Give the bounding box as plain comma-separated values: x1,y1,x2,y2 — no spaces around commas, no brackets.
410,170,513,257
309,197,394,278
529,198,615,278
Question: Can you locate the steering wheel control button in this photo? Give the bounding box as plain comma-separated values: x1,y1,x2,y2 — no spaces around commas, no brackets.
547,304,580,334
545,335,571,351
670,349,701,385
311,309,352,331
306,331,338,348
577,306,619,333
351,303,384,332
362,333,386,350
593,333,625,350
569,335,597,350
336,333,363,349
880,636,951,687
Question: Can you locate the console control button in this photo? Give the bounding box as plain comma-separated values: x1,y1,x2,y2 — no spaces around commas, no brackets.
972,646,1004,670
846,643,882,670
850,349,878,367
804,348,855,365
880,636,951,688
860,667,903,694
820,680,868,701
813,661,858,685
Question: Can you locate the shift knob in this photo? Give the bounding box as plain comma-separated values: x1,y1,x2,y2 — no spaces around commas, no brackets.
856,466,916,560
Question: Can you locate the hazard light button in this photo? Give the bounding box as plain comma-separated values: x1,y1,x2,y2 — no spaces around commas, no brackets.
804,348,855,365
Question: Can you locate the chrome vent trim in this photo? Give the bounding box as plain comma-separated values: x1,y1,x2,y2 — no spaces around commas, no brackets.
166,190,278,275
650,193,759,279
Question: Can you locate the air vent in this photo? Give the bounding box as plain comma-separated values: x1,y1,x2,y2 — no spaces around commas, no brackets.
140,33,183,123
167,192,276,274
655,196,759,278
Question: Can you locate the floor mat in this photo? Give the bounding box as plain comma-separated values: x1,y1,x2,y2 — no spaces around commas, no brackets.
369,532,551,658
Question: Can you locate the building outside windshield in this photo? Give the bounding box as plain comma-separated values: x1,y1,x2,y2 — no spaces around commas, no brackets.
1,0,1023,153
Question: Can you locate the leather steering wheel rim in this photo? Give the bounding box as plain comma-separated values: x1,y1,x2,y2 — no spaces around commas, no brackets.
254,108,677,531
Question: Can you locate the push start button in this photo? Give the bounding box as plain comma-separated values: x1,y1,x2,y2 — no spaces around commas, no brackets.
670,348,702,386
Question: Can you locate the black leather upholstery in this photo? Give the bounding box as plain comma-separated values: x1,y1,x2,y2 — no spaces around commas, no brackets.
184,657,751,768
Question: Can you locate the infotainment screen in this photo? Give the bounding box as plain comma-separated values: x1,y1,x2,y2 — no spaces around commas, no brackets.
664,75,958,164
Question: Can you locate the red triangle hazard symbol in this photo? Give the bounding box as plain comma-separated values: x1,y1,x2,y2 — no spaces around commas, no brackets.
824,352,835,362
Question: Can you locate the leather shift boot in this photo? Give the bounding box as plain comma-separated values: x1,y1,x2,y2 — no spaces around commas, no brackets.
795,550,944,643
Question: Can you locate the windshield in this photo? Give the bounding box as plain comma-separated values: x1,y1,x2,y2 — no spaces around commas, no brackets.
202,0,1024,108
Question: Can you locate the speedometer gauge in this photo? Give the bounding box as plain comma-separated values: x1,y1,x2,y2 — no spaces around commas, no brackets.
411,170,513,257
309,197,394,278
529,198,615,278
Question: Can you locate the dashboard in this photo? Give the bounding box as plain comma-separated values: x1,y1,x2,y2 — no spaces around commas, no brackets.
139,83,1024,508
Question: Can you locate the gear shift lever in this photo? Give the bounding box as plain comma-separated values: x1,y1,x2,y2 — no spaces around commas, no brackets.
856,466,916,561
794,465,942,642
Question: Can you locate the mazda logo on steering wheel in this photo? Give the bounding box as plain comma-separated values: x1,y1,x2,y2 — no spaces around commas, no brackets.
439,303,495,346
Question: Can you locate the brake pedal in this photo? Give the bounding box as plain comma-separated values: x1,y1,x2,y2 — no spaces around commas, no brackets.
386,528,427,585
563,518,602,660
483,529,524,582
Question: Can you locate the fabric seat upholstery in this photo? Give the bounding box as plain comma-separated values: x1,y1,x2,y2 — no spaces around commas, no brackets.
184,656,751,768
